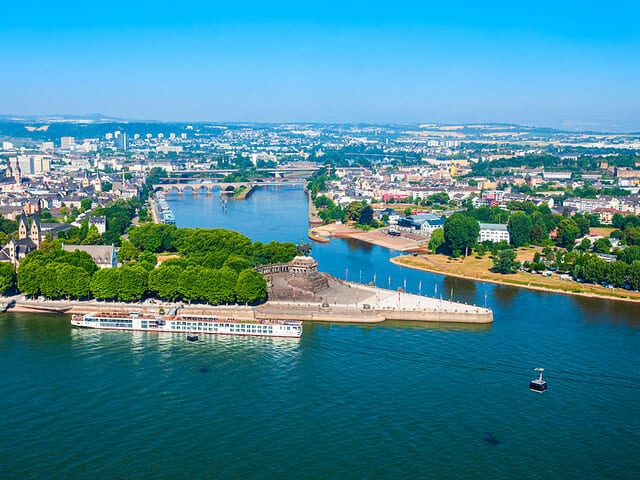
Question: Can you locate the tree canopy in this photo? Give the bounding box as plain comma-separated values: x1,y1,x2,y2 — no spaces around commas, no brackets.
444,213,479,257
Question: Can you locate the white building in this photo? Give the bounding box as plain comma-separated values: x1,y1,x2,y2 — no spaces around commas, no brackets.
14,155,51,175
62,244,117,268
60,136,75,149
89,216,106,234
478,223,510,244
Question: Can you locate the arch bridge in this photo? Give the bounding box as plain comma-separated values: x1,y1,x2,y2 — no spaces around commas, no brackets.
153,182,249,195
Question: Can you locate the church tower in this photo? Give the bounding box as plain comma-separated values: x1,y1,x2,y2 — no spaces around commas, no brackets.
18,211,29,240
13,162,21,184
29,215,42,247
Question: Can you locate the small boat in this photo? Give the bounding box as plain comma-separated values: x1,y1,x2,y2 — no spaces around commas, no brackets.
187,333,199,342
529,367,548,392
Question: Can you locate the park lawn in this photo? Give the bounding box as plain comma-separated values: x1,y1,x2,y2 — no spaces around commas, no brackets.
589,227,616,237
393,249,640,302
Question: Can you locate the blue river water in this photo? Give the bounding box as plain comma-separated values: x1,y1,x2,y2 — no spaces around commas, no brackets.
1,185,639,479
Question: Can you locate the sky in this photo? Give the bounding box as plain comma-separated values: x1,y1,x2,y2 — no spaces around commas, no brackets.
1,1,639,131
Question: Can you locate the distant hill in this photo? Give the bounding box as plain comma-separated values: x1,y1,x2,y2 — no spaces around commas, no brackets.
0,113,128,123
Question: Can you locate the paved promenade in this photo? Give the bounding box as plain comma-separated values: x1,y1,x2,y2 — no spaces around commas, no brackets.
3,279,492,324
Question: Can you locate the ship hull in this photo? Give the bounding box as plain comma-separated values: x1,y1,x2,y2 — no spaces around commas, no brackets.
71,313,302,338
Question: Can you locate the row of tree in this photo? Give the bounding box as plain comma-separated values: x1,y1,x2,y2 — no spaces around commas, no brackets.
573,255,640,289
90,264,267,304
17,249,268,304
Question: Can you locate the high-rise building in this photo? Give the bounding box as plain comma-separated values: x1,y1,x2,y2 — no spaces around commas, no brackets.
15,155,51,175
115,132,128,151
60,136,75,149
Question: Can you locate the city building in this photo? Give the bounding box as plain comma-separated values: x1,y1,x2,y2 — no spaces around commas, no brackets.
62,244,118,268
60,137,75,149
0,211,42,266
478,223,510,244
89,216,106,234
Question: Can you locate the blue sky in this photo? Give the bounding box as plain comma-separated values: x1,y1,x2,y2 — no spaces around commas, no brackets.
1,1,639,131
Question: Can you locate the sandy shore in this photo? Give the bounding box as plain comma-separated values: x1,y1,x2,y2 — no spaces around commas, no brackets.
309,223,427,252
391,255,640,304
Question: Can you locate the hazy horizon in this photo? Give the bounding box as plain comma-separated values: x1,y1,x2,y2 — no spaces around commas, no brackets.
2,1,639,132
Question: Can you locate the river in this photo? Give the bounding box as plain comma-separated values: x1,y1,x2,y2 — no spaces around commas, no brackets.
1,185,638,479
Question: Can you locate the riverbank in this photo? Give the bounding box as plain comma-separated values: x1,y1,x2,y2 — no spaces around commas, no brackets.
231,184,255,200
308,223,427,252
3,275,493,324
392,253,640,304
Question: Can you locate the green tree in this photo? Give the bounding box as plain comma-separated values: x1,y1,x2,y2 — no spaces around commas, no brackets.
235,269,267,304
573,214,591,237
117,240,140,263
117,265,149,301
492,249,519,274
346,201,365,222
612,213,625,229
444,213,479,257
619,245,640,264
606,261,628,288
628,260,640,290
556,218,581,248
358,205,374,226
80,198,92,211
179,266,206,302
57,264,91,299
0,262,16,294
624,226,640,246
577,238,592,252
148,264,182,300
507,212,532,247
17,262,42,296
204,267,238,304
127,223,177,252
223,255,252,273
428,228,445,253
575,255,607,284
138,250,158,266
90,268,121,300
40,264,62,298
592,238,612,254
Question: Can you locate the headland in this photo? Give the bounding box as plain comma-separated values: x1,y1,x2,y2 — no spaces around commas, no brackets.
4,256,492,324
308,222,428,252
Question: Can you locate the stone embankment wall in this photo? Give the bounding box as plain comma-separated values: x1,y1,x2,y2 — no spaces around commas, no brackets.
379,308,493,324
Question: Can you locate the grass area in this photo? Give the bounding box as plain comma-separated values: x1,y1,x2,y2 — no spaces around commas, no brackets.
233,185,254,199
589,226,616,237
393,249,640,303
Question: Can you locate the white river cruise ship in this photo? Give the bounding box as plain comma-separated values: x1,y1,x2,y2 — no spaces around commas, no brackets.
71,311,303,338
